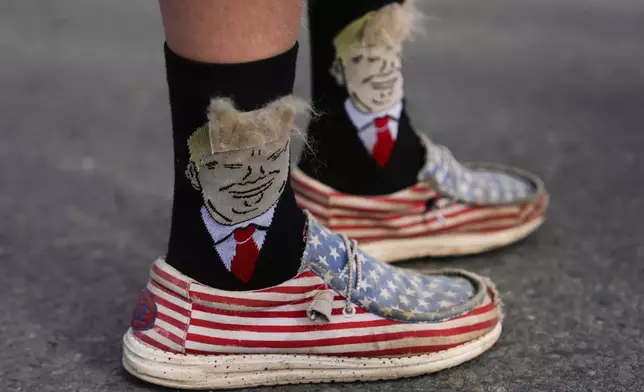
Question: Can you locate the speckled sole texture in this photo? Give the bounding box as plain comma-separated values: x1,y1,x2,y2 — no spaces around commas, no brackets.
122,322,502,390
361,216,544,263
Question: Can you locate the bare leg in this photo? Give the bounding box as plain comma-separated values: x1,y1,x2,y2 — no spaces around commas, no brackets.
159,0,303,63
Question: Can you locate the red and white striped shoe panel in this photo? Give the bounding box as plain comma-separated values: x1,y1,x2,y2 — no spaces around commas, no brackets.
131,259,500,358
291,168,547,261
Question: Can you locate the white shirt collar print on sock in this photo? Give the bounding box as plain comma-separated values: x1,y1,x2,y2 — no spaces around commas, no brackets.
200,205,276,271
344,99,403,153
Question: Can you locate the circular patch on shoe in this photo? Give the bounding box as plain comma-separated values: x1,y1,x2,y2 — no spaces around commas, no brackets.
130,288,157,331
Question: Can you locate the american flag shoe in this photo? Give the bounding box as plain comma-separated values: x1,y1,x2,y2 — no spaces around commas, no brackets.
123,214,502,390
293,133,548,262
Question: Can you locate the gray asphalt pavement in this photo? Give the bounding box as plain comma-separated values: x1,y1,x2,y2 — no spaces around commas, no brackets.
1,1,643,391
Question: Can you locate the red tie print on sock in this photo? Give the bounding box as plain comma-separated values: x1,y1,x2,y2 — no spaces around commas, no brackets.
372,115,394,167
230,226,259,283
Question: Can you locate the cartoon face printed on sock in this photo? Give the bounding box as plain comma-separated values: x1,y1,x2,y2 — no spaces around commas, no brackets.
183,96,307,283
338,45,403,113
186,137,290,226
329,2,413,113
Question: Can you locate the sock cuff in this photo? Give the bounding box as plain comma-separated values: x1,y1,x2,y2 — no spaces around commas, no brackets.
164,42,299,112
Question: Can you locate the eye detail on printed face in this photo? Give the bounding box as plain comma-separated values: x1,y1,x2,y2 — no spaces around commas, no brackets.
196,138,290,225
343,45,403,114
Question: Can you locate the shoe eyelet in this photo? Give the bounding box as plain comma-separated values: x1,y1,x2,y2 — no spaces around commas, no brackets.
433,207,446,225
342,305,356,318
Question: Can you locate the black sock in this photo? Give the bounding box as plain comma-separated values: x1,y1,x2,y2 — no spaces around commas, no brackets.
299,0,425,196
164,44,306,291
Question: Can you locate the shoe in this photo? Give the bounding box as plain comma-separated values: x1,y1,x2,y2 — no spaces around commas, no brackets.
123,213,502,389
293,133,548,262
296,1,548,263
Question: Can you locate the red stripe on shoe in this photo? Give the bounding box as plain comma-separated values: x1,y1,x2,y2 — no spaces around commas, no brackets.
152,264,189,290
151,293,191,318
192,302,368,318
156,326,185,346
134,330,179,353
185,318,498,349
157,312,188,331
190,317,399,333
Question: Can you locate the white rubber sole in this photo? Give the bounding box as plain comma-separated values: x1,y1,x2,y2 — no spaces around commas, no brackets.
122,323,502,390
360,217,544,263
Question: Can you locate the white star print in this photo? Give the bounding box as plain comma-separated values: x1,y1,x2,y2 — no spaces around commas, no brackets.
418,299,428,308
329,247,340,260
357,253,367,264
338,241,346,251
318,256,328,266
490,188,500,201
380,288,391,300
399,295,410,305
445,290,457,298
439,300,453,308
402,310,415,320
359,297,372,309
451,280,466,289
320,228,330,238
387,280,397,291
357,279,371,292
475,187,484,199
311,234,321,248
404,288,415,296
391,305,404,313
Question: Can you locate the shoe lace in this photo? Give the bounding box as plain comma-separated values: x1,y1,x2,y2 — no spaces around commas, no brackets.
341,234,361,317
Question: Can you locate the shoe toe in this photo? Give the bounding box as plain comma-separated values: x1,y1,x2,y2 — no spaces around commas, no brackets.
422,160,546,207
351,249,493,322
304,219,495,322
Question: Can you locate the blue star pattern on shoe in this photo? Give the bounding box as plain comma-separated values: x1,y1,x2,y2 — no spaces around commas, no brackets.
417,134,541,205
301,214,486,322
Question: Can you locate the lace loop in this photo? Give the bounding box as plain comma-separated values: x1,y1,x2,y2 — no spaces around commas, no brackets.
342,305,356,317
340,235,361,317
432,204,446,225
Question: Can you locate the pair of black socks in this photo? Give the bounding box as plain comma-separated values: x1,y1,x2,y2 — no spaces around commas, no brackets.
165,0,424,290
